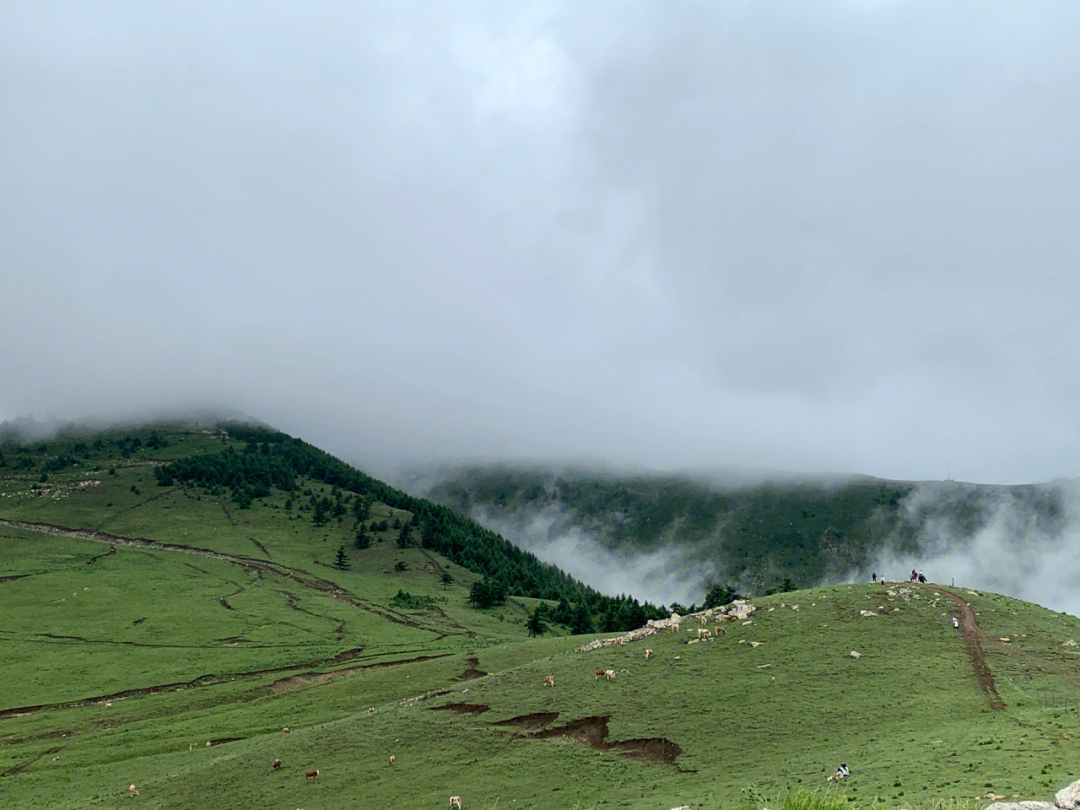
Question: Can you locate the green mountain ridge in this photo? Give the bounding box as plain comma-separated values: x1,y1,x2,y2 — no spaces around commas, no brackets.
414,464,1079,599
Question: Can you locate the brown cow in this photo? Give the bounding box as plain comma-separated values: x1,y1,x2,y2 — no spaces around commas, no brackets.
282,727,290,734
543,675,555,687
128,785,139,797
273,759,282,770
644,649,654,660
304,770,319,780
594,670,607,679
388,755,396,765
450,797,462,809
714,625,727,636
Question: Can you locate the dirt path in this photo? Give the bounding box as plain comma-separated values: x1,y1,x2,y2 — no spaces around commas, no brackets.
0,518,455,637
0,649,447,721
919,584,1004,710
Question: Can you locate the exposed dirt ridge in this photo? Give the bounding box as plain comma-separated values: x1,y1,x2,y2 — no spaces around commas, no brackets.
918,584,1005,710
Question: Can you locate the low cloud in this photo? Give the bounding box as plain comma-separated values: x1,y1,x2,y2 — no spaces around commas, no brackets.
469,504,715,607
871,480,1080,616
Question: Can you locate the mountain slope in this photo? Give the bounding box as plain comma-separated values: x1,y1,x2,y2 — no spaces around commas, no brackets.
3,424,1080,809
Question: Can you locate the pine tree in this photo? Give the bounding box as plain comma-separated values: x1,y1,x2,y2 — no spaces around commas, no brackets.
333,545,350,570
526,605,548,637
354,527,371,550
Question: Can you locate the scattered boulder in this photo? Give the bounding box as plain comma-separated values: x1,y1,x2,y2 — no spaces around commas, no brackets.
850,651,862,659
985,802,1056,810
578,602,755,652
1056,779,1080,809
1063,640,1078,648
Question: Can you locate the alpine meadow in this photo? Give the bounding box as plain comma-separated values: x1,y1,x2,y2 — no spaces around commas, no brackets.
3,423,1080,810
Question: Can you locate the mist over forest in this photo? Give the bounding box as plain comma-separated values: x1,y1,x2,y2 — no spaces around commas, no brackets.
5,2,1080,615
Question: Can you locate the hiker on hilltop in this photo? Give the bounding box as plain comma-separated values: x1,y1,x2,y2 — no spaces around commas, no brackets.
917,571,926,584
871,572,877,583
910,569,918,582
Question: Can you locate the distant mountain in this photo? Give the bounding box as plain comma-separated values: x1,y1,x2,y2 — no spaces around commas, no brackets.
410,463,1080,601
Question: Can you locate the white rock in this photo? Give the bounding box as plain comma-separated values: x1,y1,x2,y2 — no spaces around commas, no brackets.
1056,779,1080,809
850,651,862,659
1063,640,1078,648
986,802,1056,810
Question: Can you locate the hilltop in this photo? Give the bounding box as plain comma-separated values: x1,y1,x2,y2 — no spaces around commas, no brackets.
2,423,1080,809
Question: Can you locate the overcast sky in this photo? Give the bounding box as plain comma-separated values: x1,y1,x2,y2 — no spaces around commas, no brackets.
3,1,1080,485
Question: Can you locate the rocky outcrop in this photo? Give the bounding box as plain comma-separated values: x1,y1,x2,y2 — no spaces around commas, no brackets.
576,601,757,653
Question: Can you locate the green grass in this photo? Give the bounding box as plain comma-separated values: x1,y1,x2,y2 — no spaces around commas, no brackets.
2,426,1080,808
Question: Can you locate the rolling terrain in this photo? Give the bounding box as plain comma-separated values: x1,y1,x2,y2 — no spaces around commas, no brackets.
2,425,1080,809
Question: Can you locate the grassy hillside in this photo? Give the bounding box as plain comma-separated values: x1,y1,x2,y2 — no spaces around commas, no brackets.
2,425,1080,809
415,465,1071,596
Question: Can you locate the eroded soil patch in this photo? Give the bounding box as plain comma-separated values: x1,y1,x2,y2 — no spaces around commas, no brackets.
532,715,682,765
429,702,490,715
208,737,244,746
456,656,487,681
267,653,452,694
489,712,559,731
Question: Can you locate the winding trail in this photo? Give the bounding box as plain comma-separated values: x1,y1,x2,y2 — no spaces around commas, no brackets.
0,518,453,636
0,650,449,721
917,584,1004,710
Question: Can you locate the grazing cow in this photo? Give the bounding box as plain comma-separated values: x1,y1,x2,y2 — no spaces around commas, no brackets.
644,649,654,660
282,727,290,734
595,670,607,679
699,616,708,625
714,626,727,636
188,743,197,751
697,628,712,639
128,784,139,797
368,707,374,716
388,755,396,765
604,669,616,681
273,759,282,770
450,797,462,809
105,702,112,708
543,675,555,687
304,770,319,780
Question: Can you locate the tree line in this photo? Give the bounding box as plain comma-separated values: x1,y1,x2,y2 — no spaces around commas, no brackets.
158,424,690,633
